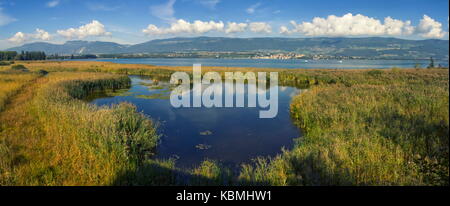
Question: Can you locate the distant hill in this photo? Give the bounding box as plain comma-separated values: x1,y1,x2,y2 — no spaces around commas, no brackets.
8,40,129,55
6,37,449,60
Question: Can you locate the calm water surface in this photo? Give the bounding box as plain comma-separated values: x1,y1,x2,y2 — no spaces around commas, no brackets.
91,76,301,168
82,58,449,69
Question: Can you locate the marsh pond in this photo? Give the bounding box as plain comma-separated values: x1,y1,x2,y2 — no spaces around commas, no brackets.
89,76,302,168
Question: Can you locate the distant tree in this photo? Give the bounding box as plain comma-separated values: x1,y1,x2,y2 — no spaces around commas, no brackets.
0,51,18,61
12,51,46,61
427,57,435,69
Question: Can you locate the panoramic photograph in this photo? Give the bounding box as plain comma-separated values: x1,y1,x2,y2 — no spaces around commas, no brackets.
0,0,449,197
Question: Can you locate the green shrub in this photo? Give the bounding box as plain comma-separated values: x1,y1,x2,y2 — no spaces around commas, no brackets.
36,70,49,76
11,65,29,71
367,69,384,77
190,160,232,186
0,61,11,66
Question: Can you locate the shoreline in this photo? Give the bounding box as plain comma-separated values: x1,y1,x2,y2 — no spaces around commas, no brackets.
13,60,449,73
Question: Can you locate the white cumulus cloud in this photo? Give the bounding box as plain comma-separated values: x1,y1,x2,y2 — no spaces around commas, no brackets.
8,32,26,44
143,19,224,35
249,22,272,33
57,20,112,39
0,7,16,26
280,13,448,39
416,15,447,38
8,29,51,44
383,17,415,36
34,28,52,40
286,13,386,36
279,26,291,35
225,22,248,33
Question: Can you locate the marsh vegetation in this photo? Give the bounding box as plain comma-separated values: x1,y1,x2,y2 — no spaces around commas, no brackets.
0,61,448,186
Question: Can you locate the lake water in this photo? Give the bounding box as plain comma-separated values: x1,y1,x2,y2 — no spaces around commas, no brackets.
84,58,448,69
90,76,301,168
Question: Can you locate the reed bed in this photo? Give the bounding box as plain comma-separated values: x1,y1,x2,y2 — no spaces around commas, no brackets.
0,72,160,185
1,61,448,186
240,69,449,186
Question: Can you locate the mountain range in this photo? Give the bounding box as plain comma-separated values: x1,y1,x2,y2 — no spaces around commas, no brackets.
6,37,449,60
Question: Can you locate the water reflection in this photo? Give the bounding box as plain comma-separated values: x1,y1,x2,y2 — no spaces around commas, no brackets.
90,76,302,168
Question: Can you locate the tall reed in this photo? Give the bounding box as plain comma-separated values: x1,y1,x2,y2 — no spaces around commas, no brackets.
1,72,160,185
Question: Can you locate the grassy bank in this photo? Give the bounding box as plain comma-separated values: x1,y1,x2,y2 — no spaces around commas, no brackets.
0,72,160,185
240,69,449,186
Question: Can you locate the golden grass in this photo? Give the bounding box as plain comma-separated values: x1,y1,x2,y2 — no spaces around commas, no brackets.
240,69,449,186
0,72,159,185
0,71,40,112
17,60,282,73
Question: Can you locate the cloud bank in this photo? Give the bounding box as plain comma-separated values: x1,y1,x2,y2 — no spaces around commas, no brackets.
280,13,447,39
249,22,272,33
7,20,112,44
141,14,448,38
143,19,225,35
143,20,274,35
225,22,248,33
8,29,51,44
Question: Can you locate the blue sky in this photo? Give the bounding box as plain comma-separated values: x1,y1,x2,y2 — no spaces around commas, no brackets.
0,0,448,49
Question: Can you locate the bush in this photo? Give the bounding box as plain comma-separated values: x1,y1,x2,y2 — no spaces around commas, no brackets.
367,69,384,77
36,70,49,76
11,65,29,71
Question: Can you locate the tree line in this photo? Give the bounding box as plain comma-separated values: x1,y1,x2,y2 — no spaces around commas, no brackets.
46,54,97,60
0,51,47,61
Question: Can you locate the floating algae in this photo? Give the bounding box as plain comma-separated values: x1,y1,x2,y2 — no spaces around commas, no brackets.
195,144,212,150
149,85,165,90
199,130,213,136
135,93,170,100
106,89,136,96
